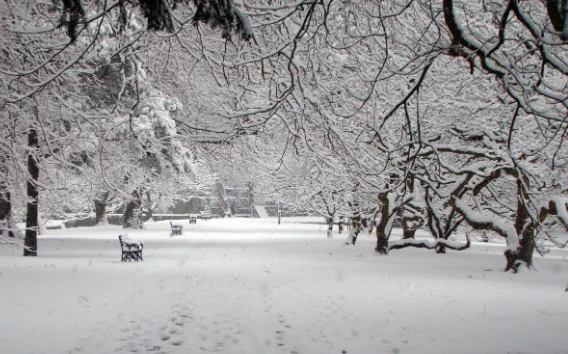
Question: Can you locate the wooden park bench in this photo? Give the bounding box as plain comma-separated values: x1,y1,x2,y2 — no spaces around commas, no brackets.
118,235,143,262
189,215,197,224
170,221,183,235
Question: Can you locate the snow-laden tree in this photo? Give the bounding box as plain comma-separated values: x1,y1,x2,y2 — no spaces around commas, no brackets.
201,0,568,270
0,1,229,253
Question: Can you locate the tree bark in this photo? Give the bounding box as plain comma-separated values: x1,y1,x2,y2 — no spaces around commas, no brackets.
401,218,416,239
375,192,392,254
24,128,40,256
123,189,143,229
345,184,365,245
347,214,363,245
140,190,153,222
215,182,231,217
326,217,333,238
0,189,15,238
248,181,254,218
514,177,534,268
94,191,109,225
0,151,15,238
375,228,389,254
517,228,535,267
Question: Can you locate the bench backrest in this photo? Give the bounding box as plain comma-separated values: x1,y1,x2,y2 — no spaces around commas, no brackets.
170,221,183,230
118,235,127,249
119,235,142,249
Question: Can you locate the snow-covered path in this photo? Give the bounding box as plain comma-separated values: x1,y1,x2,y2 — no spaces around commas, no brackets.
1,219,567,354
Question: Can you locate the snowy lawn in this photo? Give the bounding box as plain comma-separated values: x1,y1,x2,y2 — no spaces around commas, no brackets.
1,218,567,354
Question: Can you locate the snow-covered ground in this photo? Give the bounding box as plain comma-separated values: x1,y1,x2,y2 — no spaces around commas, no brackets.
1,217,567,354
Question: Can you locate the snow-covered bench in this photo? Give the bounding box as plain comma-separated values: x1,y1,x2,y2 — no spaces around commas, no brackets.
189,215,197,224
170,221,183,235
118,235,143,262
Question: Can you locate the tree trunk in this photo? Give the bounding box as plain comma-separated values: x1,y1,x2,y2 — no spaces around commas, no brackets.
24,128,40,257
375,192,392,254
248,181,254,218
94,191,109,225
402,219,416,239
0,151,16,239
0,189,15,238
517,229,534,267
514,208,534,268
345,191,363,245
123,190,143,229
326,217,333,238
346,215,363,245
215,182,231,217
367,218,376,234
513,176,534,269
375,227,389,254
361,217,369,231
140,190,153,222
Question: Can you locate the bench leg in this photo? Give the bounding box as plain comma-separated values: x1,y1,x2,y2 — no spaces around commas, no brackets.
123,252,137,262
121,249,142,262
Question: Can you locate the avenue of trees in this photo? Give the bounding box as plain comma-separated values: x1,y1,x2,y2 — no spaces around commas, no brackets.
1,0,568,271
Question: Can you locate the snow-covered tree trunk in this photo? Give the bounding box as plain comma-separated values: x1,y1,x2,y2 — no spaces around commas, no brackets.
516,224,535,268
94,191,110,225
248,181,254,218
337,217,345,234
375,192,397,254
0,149,20,240
345,196,364,245
123,189,143,229
326,217,333,238
452,197,522,272
402,218,417,240
514,178,535,268
346,214,363,245
215,182,232,217
140,191,154,223
24,127,39,257
0,186,15,239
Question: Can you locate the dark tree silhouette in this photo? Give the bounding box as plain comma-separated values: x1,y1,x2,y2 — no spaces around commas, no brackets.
58,0,252,42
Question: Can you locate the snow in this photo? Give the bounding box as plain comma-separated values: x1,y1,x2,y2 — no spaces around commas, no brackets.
389,238,436,248
253,205,270,218
233,7,253,40
1,218,568,354
119,233,144,247
388,235,470,251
